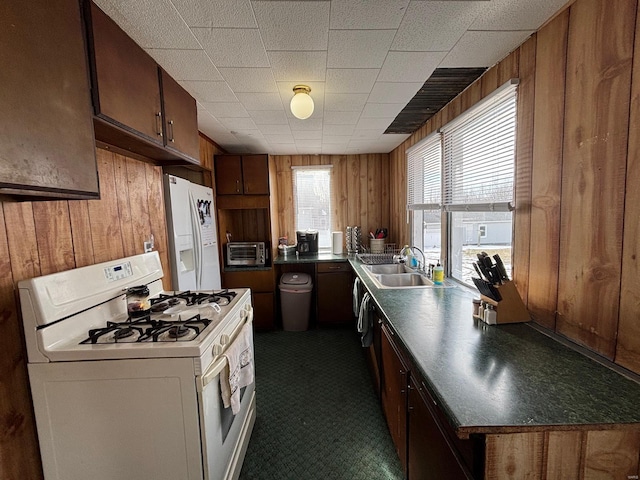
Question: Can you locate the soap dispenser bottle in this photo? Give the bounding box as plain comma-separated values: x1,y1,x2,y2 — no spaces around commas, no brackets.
433,260,444,284
403,245,413,267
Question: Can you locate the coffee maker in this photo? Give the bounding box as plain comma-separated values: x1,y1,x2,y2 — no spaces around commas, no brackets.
296,230,319,255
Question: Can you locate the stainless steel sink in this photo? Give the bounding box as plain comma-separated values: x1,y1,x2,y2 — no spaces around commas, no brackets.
363,264,414,275
377,273,434,287
361,263,443,289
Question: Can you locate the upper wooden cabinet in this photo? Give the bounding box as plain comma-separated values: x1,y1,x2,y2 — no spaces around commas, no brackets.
215,155,269,195
85,2,200,165
0,0,99,199
160,70,200,161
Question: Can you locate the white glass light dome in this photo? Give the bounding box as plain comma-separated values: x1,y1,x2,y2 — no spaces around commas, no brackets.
290,85,314,120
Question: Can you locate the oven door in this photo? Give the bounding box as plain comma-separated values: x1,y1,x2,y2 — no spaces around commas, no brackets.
198,307,256,480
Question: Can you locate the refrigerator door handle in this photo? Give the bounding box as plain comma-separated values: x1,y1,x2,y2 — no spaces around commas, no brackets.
188,190,204,290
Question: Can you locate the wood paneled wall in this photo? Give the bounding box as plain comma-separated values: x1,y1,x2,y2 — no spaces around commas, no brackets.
0,148,172,479
270,154,391,248
390,0,640,373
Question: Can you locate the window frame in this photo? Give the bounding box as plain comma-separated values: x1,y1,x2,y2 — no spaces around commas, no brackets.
407,79,518,286
292,165,333,251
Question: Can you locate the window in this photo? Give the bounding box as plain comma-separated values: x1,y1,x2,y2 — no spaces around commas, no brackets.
407,79,518,286
292,166,332,249
407,132,442,266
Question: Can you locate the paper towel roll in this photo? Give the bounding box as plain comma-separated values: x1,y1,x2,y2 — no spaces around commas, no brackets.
332,231,343,254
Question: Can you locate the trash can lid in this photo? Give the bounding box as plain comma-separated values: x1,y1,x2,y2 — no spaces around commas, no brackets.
280,272,312,286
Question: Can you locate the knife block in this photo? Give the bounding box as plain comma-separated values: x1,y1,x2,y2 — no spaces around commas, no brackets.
478,281,529,324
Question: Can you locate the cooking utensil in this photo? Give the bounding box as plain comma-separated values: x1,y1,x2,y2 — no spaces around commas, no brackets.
472,277,502,302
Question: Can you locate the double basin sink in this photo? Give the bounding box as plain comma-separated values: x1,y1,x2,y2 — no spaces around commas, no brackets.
362,263,447,289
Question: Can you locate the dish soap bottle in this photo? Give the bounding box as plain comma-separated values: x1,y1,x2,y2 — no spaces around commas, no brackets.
433,261,444,285
403,245,413,267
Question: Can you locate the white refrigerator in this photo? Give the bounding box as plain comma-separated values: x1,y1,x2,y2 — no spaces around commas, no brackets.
163,174,221,291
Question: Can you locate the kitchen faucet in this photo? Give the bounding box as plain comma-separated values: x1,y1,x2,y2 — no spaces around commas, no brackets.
408,246,426,273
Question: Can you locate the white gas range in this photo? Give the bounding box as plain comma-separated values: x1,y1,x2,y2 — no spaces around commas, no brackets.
18,252,256,480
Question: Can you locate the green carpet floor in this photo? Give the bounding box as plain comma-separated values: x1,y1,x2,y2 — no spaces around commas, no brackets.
239,327,404,480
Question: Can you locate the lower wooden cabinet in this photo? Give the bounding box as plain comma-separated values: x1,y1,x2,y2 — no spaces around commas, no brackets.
316,262,354,325
408,377,475,479
381,323,409,475
222,269,275,330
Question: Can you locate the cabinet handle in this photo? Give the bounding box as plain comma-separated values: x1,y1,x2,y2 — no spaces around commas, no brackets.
328,266,342,270
236,180,240,193
156,112,163,137
168,120,175,143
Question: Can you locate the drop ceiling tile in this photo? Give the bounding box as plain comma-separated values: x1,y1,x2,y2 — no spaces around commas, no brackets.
269,145,299,155
440,30,533,68
295,139,322,148
330,0,410,29
258,124,292,135
180,81,238,102
253,1,330,50
267,51,327,82
293,130,322,140
324,111,361,125
218,68,278,93
377,52,445,83
322,145,350,155
217,117,258,131
264,134,295,144
470,0,568,30
323,124,355,136
325,93,369,112
325,69,379,94
197,111,230,134
355,118,393,131
201,102,249,118
368,82,423,104
289,118,324,132
192,28,269,67
235,92,284,110
97,0,201,49
322,135,351,144
327,30,396,68
249,110,289,125
170,0,256,28
352,129,386,139
146,49,223,81
361,103,405,118
391,1,485,52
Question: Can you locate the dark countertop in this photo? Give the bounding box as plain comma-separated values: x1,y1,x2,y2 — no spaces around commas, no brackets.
274,252,351,264
349,259,640,438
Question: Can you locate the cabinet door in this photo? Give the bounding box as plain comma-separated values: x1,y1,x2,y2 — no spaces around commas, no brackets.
241,155,270,195
88,2,163,145
160,69,200,163
381,324,408,474
0,0,99,198
215,156,243,195
252,292,275,331
408,377,473,480
317,264,354,325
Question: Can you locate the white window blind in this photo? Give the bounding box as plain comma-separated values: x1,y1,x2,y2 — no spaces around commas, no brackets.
292,165,332,248
441,79,518,212
406,132,441,210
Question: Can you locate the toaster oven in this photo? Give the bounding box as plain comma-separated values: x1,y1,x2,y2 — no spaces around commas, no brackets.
226,242,267,266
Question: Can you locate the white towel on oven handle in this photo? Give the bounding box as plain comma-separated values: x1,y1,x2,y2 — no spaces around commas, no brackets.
220,317,254,414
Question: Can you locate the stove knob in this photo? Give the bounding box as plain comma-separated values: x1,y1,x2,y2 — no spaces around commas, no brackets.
212,344,222,356
220,334,230,345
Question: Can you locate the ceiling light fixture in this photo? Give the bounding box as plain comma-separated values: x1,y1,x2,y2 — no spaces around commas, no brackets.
290,85,314,120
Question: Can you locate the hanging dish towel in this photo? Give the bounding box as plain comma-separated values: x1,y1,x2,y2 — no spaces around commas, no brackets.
220,321,254,414
357,292,373,347
352,276,361,317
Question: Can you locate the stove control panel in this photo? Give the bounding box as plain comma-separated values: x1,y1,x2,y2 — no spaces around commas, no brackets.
103,262,133,282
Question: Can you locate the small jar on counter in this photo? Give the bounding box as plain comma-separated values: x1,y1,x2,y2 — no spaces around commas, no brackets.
472,298,481,317
126,285,151,317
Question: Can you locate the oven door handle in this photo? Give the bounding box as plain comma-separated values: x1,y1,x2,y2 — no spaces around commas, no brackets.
200,306,254,389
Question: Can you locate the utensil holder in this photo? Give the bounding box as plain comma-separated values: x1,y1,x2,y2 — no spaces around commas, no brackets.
369,238,385,254
476,281,529,324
